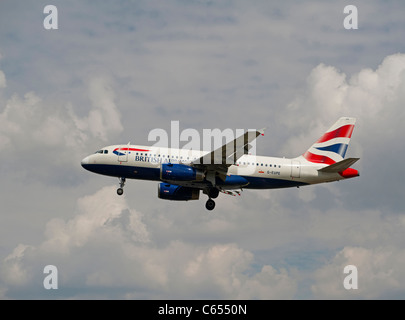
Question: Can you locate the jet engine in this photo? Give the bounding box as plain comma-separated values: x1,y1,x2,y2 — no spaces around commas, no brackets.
160,163,204,181
158,183,200,201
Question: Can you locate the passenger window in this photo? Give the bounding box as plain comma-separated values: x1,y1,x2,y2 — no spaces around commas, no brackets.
104,150,108,154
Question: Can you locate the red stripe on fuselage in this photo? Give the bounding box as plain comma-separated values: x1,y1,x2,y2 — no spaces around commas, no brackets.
114,148,150,152
317,124,354,143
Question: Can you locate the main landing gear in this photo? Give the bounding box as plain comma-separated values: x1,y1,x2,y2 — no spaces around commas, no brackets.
117,177,126,196
205,198,216,211
204,188,219,211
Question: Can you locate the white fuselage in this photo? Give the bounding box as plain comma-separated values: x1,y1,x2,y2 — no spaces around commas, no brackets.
81,144,352,189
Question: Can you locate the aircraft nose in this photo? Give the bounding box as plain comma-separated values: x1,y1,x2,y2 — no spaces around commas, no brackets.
81,156,90,168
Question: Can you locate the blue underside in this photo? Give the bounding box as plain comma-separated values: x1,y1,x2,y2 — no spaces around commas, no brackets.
82,164,307,189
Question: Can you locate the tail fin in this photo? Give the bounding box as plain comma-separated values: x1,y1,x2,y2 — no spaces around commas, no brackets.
302,117,356,164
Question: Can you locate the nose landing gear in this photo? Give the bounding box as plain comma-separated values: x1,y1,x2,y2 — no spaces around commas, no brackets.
117,177,126,196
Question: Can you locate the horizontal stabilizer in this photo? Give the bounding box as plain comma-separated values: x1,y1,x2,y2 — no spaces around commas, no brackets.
318,157,360,173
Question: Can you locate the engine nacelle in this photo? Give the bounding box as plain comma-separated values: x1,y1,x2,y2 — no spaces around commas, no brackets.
160,163,204,181
158,183,200,201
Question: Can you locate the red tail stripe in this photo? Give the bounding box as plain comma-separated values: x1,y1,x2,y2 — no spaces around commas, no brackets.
317,124,354,143
303,151,336,164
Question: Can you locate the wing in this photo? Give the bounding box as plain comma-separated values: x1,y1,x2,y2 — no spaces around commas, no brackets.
191,128,265,185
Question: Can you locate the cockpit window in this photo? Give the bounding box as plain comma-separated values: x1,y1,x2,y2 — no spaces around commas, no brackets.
95,149,109,154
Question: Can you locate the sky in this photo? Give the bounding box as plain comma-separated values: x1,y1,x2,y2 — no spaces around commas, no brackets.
1,0,405,299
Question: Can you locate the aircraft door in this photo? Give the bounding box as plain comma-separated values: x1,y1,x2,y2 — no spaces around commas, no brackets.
117,145,129,162
291,160,301,178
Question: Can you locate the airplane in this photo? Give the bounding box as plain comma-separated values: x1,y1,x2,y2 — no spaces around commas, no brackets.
81,117,359,210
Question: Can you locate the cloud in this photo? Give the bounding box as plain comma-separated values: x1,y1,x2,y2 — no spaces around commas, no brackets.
0,186,297,299
0,70,123,184
278,53,405,212
8,191,403,299
0,73,122,151
40,186,150,256
1,1,405,300
312,246,405,299
185,245,296,299
283,53,405,147
1,244,34,287
87,77,123,141
4,185,399,300
2,51,405,299
0,70,5,89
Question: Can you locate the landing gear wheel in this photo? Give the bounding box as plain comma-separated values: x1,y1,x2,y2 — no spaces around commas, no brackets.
117,177,126,196
205,199,216,211
208,188,219,199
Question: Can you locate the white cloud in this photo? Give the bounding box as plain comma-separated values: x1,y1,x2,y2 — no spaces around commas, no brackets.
312,246,405,299
40,186,150,256
0,72,122,153
0,70,6,89
87,77,123,141
185,245,296,299
4,189,393,300
282,53,405,157
1,244,34,287
0,186,297,299
0,71,123,186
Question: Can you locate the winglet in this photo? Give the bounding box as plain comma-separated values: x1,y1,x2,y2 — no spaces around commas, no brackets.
258,127,266,136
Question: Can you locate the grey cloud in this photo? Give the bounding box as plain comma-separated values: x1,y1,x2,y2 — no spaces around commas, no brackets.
312,245,405,299
1,186,297,299
0,71,123,186
280,53,405,212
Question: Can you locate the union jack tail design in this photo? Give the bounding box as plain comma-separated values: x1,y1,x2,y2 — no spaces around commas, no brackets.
302,117,356,164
